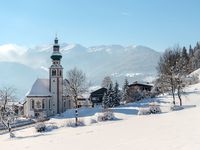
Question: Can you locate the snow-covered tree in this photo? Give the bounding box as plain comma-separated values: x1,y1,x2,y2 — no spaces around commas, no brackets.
65,68,88,126
122,78,129,104
157,45,190,106
113,81,120,107
0,87,17,138
102,83,114,108
157,47,181,105
101,76,112,89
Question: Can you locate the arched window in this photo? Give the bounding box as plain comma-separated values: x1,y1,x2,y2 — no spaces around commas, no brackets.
60,70,62,76
31,99,34,109
42,99,45,109
52,70,56,76
49,99,51,109
64,101,66,108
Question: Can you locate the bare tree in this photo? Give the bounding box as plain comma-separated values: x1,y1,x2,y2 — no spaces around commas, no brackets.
101,76,112,89
65,68,87,126
157,45,189,106
0,87,17,138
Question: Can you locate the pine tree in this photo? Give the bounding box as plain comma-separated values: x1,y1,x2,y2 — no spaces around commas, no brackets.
113,81,120,107
189,45,193,56
102,90,109,109
122,78,129,104
102,83,114,108
181,46,190,74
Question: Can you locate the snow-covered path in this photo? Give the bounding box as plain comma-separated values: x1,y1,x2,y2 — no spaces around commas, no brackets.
1,83,200,150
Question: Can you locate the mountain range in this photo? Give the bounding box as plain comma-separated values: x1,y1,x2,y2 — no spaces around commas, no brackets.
0,43,161,99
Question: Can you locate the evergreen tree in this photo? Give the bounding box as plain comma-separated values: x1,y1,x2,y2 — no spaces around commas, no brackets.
189,45,193,56
113,81,120,107
122,78,129,104
102,83,114,108
196,42,200,50
123,78,129,92
180,46,190,74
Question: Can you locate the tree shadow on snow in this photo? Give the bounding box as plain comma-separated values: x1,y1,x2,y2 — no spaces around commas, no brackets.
112,108,138,115
14,133,50,140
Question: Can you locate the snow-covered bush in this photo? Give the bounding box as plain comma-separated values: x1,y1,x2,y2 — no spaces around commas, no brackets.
170,105,184,111
83,118,97,126
138,104,161,115
45,124,58,132
138,108,151,115
66,118,85,127
95,109,115,122
149,104,161,114
35,123,46,132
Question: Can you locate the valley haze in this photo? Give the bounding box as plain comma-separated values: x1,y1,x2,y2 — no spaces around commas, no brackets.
0,42,160,99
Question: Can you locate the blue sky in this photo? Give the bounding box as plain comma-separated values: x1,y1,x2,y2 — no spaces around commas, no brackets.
0,0,199,51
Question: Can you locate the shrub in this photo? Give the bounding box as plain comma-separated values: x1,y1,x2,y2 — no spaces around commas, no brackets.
138,104,161,115
95,109,115,122
66,118,85,127
149,104,161,114
35,123,46,132
137,108,151,115
45,124,58,131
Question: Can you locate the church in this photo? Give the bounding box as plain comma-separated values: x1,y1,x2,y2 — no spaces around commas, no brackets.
23,37,73,118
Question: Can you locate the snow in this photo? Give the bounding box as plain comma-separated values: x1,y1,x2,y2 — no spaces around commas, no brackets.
26,78,51,97
60,44,76,53
189,68,200,79
2,82,200,149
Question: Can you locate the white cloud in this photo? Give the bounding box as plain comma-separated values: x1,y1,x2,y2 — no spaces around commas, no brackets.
0,44,27,62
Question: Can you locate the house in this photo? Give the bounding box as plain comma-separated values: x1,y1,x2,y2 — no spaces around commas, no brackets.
0,101,23,116
77,96,92,108
128,81,153,102
23,37,74,118
90,88,107,107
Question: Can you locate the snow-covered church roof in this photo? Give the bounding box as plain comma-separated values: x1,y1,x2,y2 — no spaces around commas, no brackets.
27,78,52,97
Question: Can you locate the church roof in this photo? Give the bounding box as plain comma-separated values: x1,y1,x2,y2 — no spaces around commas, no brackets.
27,78,52,97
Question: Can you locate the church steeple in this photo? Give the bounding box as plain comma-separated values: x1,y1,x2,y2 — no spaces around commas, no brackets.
51,36,62,61
49,37,63,115
54,36,58,44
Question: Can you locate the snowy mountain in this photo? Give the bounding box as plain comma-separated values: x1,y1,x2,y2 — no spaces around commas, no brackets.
0,43,160,98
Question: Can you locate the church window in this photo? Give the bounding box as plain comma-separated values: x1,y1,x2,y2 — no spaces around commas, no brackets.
52,70,56,76
42,99,45,109
31,99,34,109
60,70,62,76
36,101,42,109
49,99,51,109
64,101,66,108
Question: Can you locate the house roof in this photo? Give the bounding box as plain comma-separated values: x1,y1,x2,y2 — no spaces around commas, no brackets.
90,87,107,95
128,81,153,88
26,78,52,97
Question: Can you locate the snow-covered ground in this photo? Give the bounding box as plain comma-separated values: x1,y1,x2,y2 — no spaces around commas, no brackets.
1,83,200,150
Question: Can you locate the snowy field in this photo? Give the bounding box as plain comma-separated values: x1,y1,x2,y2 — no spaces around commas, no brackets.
1,83,200,150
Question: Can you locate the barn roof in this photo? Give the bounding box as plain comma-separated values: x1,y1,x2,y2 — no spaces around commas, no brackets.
26,78,51,97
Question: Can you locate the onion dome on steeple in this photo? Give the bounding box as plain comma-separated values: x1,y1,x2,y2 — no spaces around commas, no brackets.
51,36,62,60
